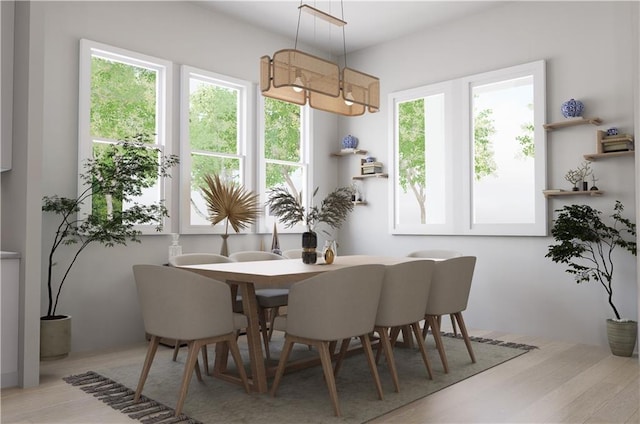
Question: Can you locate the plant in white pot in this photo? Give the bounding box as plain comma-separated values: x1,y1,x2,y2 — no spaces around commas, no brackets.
546,201,637,356
41,138,178,360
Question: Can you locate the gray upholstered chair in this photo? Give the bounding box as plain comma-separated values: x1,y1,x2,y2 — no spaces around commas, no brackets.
132,265,249,416
282,249,303,259
374,260,436,392
422,256,477,373
168,252,234,366
270,264,386,417
228,250,288,360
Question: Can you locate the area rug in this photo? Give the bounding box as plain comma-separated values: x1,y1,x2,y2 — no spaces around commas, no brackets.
64,333,536,424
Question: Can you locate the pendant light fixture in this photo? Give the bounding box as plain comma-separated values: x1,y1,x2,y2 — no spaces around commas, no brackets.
260,2,380,116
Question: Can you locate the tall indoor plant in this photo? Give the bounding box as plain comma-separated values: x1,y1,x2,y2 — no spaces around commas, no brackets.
41,139,178,359
266,186,354,263
546,201,637,356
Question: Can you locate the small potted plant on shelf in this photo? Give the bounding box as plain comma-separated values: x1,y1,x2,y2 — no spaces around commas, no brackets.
266,186,354,264
545,201,637,356
41,137,178,360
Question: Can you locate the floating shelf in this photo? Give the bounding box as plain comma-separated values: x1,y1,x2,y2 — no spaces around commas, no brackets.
543,190,603,198
584,150,634,161
330,148,368,157
353,201,367,206
543,117,602,131
352,173,388,180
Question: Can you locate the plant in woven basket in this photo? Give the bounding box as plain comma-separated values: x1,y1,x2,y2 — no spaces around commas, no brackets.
201,174,261,254
266,186,354,233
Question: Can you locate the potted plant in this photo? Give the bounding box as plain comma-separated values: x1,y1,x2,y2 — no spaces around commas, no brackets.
200,173,261,256
41,138,178,360
266,186,354,264
546,201,637,356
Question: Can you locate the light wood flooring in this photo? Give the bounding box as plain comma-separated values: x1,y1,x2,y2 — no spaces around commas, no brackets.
2,328,638,423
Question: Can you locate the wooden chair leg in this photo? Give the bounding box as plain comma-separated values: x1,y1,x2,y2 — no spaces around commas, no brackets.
411,321,433,379
175,340,200,417
426,314,449,373
333,338,351,377
454,312,476,363
450,314,458,337
134,335,160,402
376,326,399,392
267,306,279,341
259,307,271,360
226,335,251,393
318,341,342,417
200,345,209,376
172,341,180,361
270,336,295,397
360,334,384,401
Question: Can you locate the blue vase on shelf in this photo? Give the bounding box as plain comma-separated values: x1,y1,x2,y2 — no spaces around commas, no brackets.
342,134,358,149
561,99,584,118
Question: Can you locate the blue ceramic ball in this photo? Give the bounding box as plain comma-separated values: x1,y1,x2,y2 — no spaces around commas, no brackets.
561,99,584,118
342,135,358,149
606,128,619,136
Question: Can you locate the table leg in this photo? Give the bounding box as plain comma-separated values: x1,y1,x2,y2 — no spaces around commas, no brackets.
237,281,268,393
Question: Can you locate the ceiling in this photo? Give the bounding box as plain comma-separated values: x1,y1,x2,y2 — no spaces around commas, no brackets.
197,1,505,56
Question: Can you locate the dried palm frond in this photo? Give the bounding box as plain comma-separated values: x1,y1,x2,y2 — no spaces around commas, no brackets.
201,174,261,234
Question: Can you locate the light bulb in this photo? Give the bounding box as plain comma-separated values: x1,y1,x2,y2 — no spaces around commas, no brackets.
344,91,355,106
292,76,304,93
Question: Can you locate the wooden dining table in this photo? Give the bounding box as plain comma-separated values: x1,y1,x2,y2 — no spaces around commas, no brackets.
181,254,425,393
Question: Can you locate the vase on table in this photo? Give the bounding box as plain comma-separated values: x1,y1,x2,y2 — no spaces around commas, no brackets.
220,234,229,257
302,231,317,264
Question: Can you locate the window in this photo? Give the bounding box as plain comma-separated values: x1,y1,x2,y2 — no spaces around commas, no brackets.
179,66,253,233
78,39,173,233
389,60,546,236
259,96,311,233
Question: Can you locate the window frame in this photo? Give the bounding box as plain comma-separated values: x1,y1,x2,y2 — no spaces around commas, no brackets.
78,39,174,235
388,60,547,236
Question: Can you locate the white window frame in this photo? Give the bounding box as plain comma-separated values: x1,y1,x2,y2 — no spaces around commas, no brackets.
179,65,254,234
389,60,547,236
78,39,174,234
258,94,312,234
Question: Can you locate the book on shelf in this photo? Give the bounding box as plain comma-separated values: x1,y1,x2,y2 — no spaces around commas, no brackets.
602,141,634,152
362,167,383,175
361,161,383,168
602,133,633,142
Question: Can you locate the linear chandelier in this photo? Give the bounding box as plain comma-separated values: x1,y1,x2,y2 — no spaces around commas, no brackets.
260,2,379,117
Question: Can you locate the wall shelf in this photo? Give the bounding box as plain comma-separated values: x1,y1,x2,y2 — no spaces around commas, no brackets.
330,148,368,157
543,190,603,198
352,173,388,180
543,117,602,131
353,201,367,206
584,150,634,161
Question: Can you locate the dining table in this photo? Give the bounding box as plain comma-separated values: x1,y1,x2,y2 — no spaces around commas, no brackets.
181,254,427,394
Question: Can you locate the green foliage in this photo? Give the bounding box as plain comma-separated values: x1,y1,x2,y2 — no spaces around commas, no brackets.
515,104,535,159
546,201,636,319
266,186,354,233
264,98,302,190
473,108,497,180
42,139,179,317
397,99,427,223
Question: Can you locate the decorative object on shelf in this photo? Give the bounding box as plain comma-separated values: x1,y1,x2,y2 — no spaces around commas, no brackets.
201,174,261,256
365,156,376,163
265,186,354,264
596,130,635,154
270,223,282,255
606,127,619,136
342,134,359,150
546,201,637,357
561,98,584,118
260,2,379,116
564,169,582,191
577,161,592,189
590,174,599,191
41,138,179,360
322,240,337,264
168,233,182,260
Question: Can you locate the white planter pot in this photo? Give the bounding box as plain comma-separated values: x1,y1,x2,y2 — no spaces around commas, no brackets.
40,315,71,360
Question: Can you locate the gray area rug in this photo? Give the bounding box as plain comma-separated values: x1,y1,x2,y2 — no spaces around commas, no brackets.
64,333,535,424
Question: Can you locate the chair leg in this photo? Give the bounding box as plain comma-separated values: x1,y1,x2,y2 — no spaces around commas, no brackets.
318,341,342,417
267,306,280,341
376,326,399,392
333,338,351,377
360,334,384,401
134,335,160,402
200,345,209,376
175,340,200,417
270,336,295,397
426,314,449,373
450,314,458,337
411,321,433,379
454,312,476,363
259,307,271,360
172,341,180,361
226,335,251,394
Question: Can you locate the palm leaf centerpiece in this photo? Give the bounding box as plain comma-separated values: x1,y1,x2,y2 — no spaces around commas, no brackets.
201,174,261,252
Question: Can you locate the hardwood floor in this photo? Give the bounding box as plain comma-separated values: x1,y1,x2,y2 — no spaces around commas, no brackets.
2,328,638,423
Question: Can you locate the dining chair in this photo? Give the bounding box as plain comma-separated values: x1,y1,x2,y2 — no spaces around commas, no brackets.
282,248,303,259
270,264,386,417
228,250,288,360
373,260,436,392
421,256,477,373
168,252,234,369
132,265,249,416
407,249,463,336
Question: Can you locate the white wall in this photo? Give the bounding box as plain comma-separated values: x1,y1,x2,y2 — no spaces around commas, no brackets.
339,1,638,349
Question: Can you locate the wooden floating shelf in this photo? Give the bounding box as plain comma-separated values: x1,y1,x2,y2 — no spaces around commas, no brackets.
543,190,603,198
584,150,634,161
543,117,602,131
353,201,367,206
330,148,368,157
352,173,388,180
